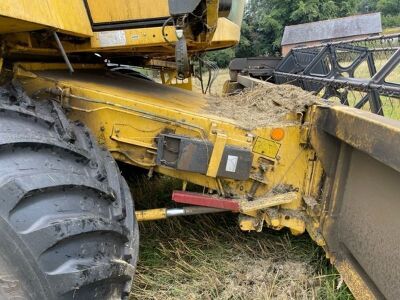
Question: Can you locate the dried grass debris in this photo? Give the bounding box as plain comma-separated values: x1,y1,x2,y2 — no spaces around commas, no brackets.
205,84,323,129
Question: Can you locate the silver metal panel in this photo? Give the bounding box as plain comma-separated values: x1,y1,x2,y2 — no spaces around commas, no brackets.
282,13,382,46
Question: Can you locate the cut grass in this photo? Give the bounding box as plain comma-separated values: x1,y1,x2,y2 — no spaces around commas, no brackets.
125,173,354,300
194,65,400,120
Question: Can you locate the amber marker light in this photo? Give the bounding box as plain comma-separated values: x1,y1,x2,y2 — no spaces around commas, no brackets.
271,128,285,141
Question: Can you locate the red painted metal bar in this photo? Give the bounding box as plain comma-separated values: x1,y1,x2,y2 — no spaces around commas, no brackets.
172,191,240,212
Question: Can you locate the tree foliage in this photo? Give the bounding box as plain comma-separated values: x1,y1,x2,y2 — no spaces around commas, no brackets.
236,0,359,57
204,48,235,68
358,0,400,26
377,0,400,27
208,0,399,66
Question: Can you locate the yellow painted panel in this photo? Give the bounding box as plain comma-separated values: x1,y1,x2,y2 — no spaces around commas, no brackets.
136,209,167,221
205,18,241,51
211,18,241,43
0,16,43,34
18,68,326,243
17,68,318,200
90,26,176,49
86,0,170,23
61,19,239,54
206,133,227,178
252,137,281,159
0,0,92,36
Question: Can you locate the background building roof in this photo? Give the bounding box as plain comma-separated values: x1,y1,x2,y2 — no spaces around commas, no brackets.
281,13,382,46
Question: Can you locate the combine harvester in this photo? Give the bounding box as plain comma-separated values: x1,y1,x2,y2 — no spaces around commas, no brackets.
0,1,399,299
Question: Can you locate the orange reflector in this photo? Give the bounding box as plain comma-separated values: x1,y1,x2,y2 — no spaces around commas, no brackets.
271,128,285,141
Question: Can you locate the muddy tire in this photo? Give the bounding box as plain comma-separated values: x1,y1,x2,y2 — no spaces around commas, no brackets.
0,83,138,299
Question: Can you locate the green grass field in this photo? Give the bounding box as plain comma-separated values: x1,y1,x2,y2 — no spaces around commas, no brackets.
127,175,354,300
384,27,400,35
347,57,400,120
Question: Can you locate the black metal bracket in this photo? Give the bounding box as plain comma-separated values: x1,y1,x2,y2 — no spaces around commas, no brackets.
275,34,400,116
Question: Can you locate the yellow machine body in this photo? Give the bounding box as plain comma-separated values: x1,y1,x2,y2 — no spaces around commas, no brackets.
0,0,243,60
1,2,400,299
85,0,171,24
16,63,324,243
0,0,92,36
14,61,400,300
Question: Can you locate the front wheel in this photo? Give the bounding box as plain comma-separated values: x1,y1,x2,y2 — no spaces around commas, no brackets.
0,83,138,299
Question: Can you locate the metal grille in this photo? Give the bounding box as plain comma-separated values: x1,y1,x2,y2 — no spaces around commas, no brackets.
275,34,400,119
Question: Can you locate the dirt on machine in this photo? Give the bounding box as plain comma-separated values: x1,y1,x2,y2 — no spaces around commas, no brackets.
0,1,400,300
205,84,322,129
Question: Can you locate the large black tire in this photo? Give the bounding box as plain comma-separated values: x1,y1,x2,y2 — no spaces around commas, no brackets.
0,82,138,299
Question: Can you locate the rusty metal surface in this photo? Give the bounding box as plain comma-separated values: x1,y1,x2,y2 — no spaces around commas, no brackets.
314,105,400,300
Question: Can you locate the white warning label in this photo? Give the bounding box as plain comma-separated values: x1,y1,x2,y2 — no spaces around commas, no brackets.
226,155,238,173
97,31,126,47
